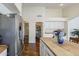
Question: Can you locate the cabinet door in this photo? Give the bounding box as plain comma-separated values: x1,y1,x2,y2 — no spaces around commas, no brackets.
46,47,55,56
44,44,55,56
0,49,7,56
40,40,45,56
40,40,55,56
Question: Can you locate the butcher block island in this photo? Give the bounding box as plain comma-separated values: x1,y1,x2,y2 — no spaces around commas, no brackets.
0,45,7,56
40,37,79,56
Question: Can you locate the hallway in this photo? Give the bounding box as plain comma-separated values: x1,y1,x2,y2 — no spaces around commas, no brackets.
20,36,40,56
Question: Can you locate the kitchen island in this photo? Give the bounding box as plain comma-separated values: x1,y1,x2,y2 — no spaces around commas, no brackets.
40,37,79,56
0,45,7,56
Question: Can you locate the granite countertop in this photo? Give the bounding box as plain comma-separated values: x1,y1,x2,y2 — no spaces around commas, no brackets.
0,45,7,53
41,37,79,56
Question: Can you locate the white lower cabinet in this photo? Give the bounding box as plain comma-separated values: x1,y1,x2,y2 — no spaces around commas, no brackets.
40,40,55,56
45,47,55,56
0,49,7,56
40,41,45,56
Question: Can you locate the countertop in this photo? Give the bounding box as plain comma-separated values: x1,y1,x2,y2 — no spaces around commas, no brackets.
0,45,7,53
40,37,79,56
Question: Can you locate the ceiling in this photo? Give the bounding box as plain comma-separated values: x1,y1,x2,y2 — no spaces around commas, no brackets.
22,3,79,8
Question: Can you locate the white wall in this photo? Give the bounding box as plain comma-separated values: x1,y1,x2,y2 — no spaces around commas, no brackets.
22,6,63,22
63,6,79,18
22,6,46,22
29,21,36,43
45,7,62,18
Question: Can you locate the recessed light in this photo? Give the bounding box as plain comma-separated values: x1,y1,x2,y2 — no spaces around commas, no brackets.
59,3,64,6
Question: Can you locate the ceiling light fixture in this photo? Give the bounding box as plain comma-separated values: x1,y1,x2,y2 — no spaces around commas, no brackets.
59,3,64,6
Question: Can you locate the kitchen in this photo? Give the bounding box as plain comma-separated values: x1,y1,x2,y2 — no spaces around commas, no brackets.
0,3,79,56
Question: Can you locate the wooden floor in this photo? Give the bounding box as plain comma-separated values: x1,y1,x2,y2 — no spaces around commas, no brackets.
20,36,40,56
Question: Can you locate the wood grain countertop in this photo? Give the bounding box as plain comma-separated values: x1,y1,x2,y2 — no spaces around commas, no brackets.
0,45,7,53
40,37,79,56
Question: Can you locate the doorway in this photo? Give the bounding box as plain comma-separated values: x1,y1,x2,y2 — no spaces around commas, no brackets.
36,22,43,43
24,23,29,44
